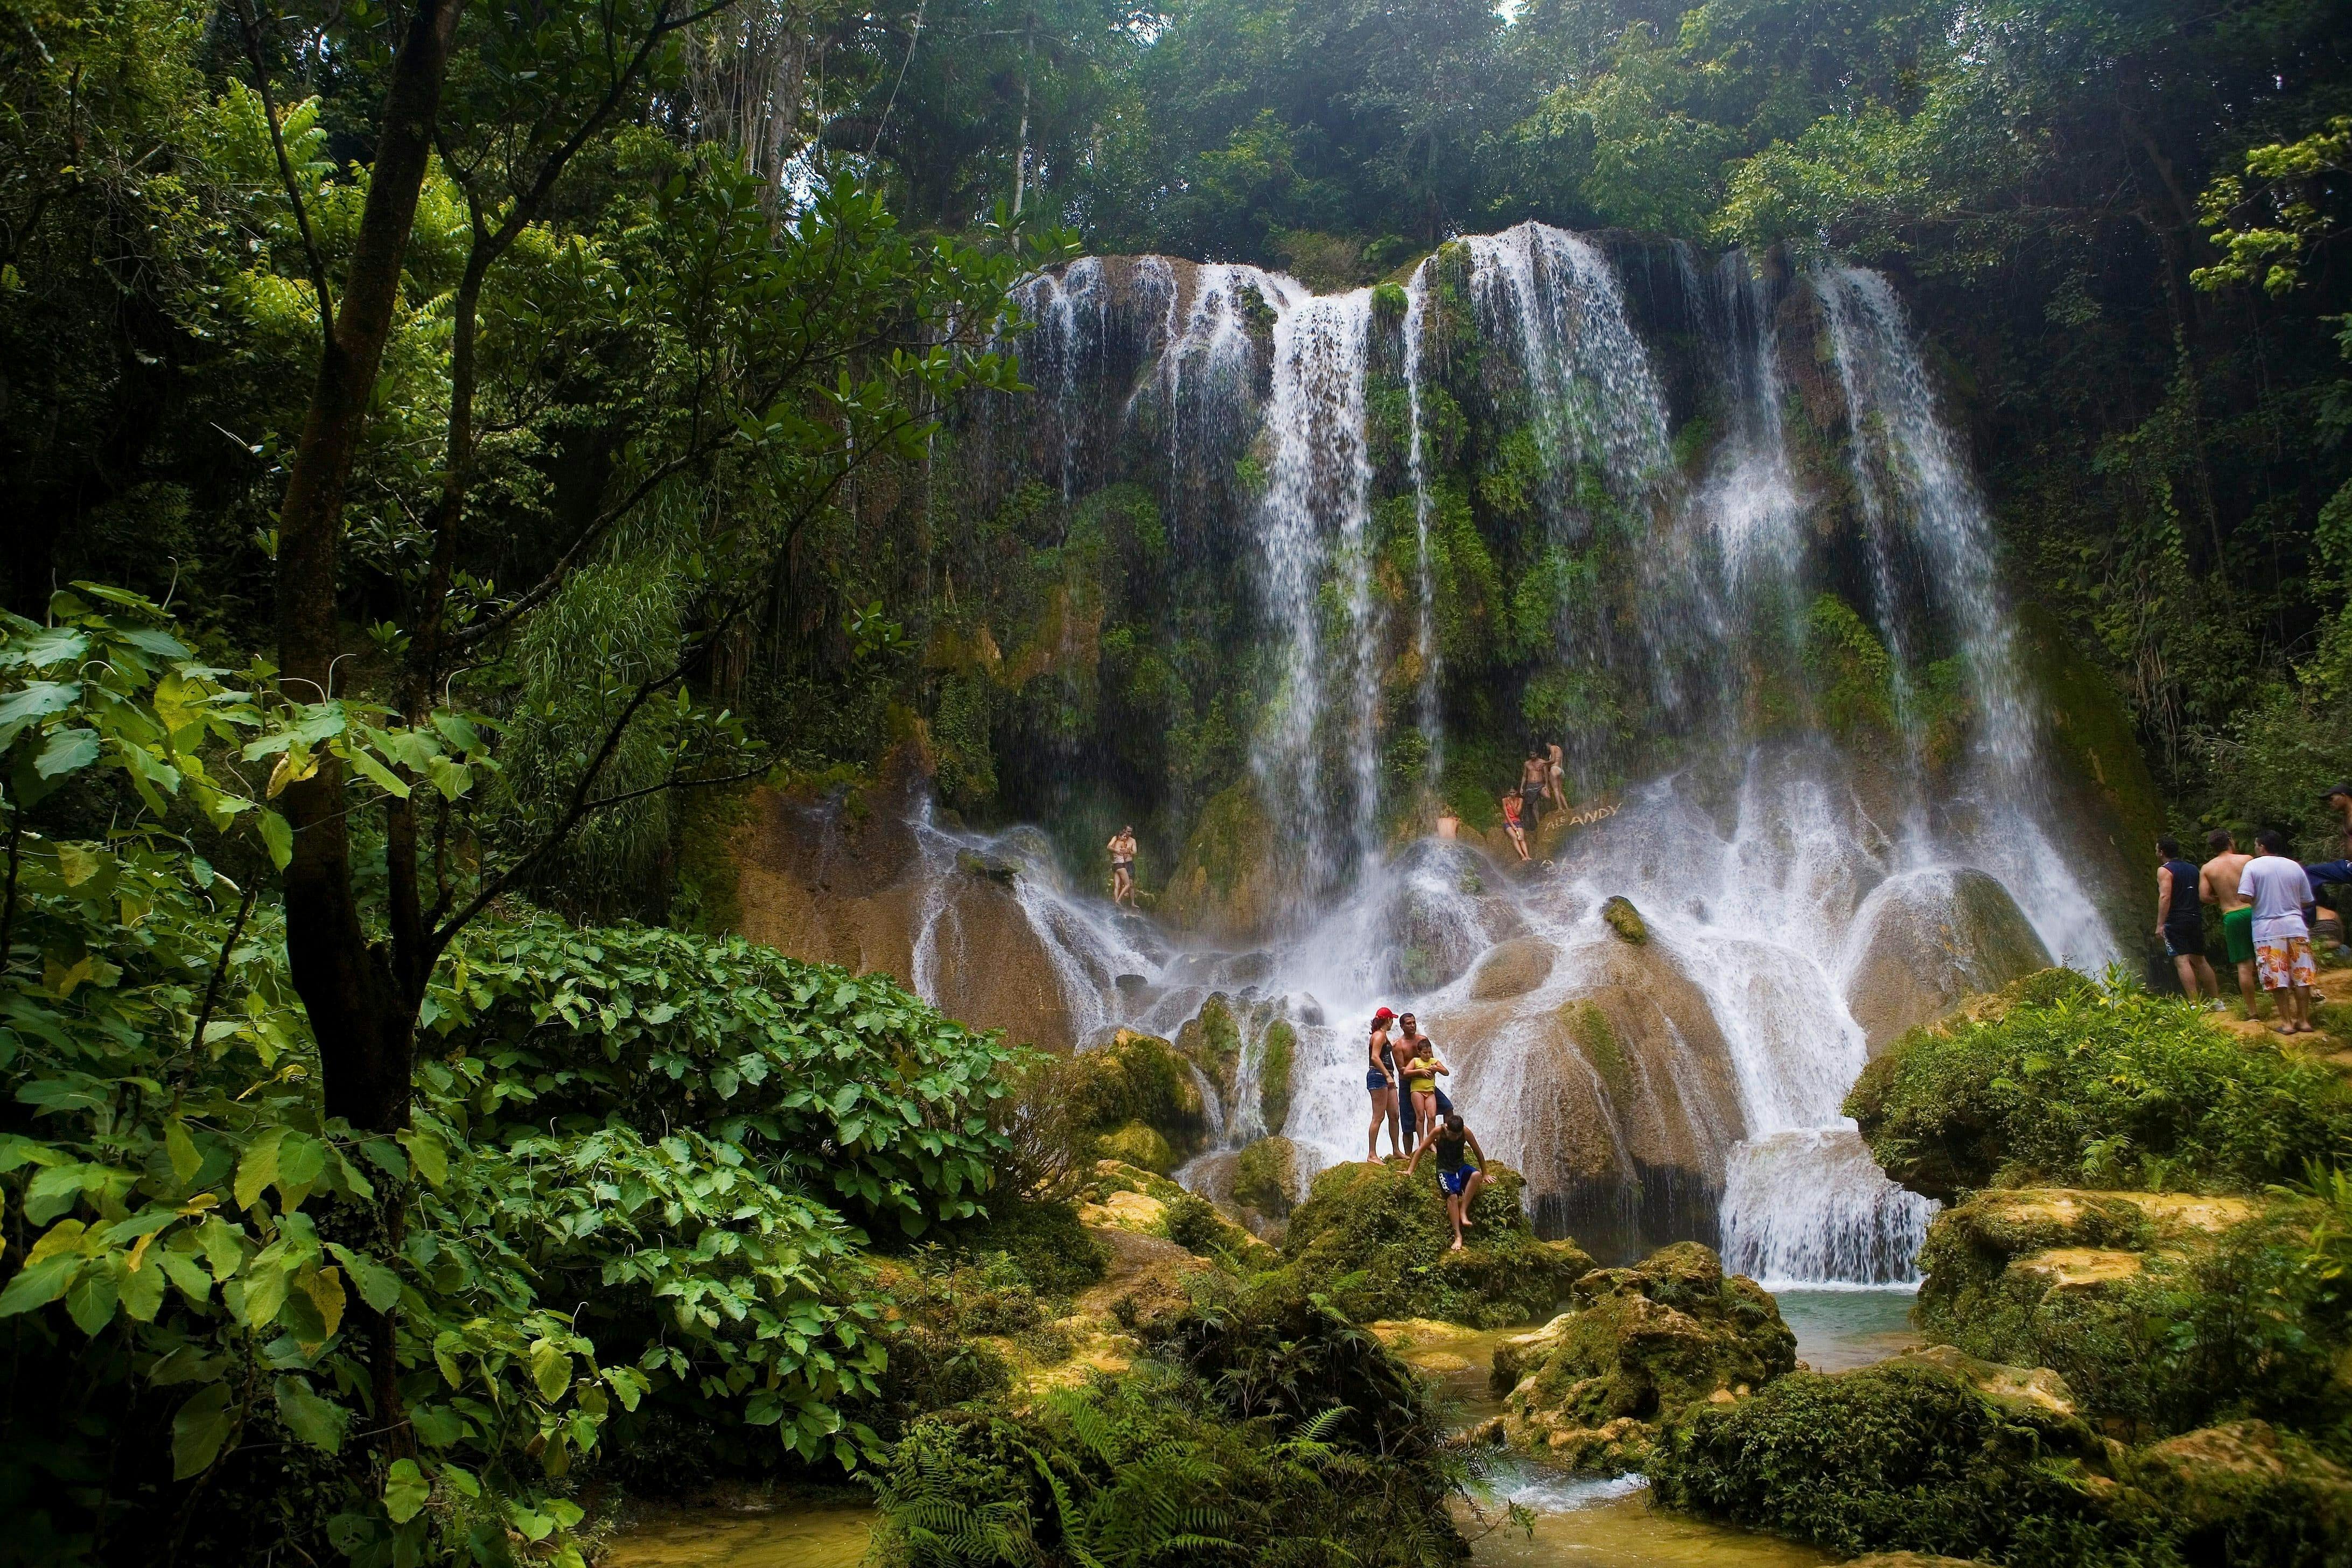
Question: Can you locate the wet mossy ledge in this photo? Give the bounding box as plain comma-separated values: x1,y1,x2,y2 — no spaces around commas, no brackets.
1640,968,2352,1567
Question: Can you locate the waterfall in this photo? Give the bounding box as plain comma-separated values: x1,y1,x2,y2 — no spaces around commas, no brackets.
878,231,2133,1286
1249,286,1384,901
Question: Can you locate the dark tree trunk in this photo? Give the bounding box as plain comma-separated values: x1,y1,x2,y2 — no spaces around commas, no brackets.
274,0,463,1138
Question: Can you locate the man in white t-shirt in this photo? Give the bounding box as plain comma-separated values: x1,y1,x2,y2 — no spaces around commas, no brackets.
2242,829,2318,1035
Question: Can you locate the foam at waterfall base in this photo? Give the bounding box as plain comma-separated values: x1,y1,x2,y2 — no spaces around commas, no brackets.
1720,1126,1936,1289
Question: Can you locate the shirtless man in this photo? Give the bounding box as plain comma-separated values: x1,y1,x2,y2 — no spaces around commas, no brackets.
1107,825,1138,908
2201,828,2260,1018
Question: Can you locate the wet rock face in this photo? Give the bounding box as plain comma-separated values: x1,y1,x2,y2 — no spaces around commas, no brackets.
1495,1242,1796,1474
1842,867,2052,1055
1467,936,1553,999
1434,937,1745,1260
730,771,1077,1051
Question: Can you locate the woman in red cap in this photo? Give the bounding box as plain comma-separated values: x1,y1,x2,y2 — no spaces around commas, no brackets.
1366,1007,1403,1161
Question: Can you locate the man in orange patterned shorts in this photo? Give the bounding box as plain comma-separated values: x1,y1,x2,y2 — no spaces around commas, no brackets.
2242,829,2318,1035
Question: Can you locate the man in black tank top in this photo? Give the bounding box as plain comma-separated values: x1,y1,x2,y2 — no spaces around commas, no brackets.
2157,837,2217,1003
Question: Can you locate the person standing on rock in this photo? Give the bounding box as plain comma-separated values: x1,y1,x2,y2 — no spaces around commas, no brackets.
1545,743,1568,813
1408,1111,1489,1251
2156,838,2217,1004
1107,825,1138,908
1365,1007,1404,1161
2201,829,2261,1018
1396,1012,1447,1152
1520,750,1551,831
2243,830,2318,1035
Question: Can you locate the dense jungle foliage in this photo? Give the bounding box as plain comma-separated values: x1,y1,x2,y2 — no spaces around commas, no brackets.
10,0,2352,1562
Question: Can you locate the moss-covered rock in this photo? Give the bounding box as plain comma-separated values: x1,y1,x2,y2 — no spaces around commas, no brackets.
1648,1356,2162,1565
1231,1135,1301,1219
1843,868,2053,1055
1160,781,1287,937
1495,1242,1796,1473
1095,1119,1179,1174
1258,1017,1296,1133
1062,1029,1208,1164
2125,1419,2352,1565
1599,894,1647,944
1281,1158,1593,1327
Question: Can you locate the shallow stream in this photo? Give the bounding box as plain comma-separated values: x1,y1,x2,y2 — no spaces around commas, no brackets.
600,1287,1917,1568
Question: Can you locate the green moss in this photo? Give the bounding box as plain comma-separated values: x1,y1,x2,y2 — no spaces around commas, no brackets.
942,1198,1109,1298
1231,1136,1298,1217
1600,895,1647,946
1563,1001,1630,1093
668,782,751,934
1649,1360,2161,1565
1096,1118,1179,1174
1061,1032,1208,1161
1258,1018,1296,1132
1371,279,1410,319
1281,1158,1593,1326
1802,590,1898,737
1500,1243,1797,1473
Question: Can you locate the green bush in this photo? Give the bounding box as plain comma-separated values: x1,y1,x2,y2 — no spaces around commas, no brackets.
1845,974,2352,1199
1649,1361,2174,1565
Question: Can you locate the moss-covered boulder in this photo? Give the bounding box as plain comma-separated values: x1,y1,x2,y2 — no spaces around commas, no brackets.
2125,1420,2352,1565
1495,1242,1796,1472
1257,1016,1296,1133
1648,1355,2161,1564
1160,781,1287,937
1599,895,1647,944
1231,1136,1301,1219
1064,1029,1208,1166
1281,1158,1593,1327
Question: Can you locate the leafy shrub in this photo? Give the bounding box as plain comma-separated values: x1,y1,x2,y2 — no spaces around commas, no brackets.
1163,1193,1233,1255
0,636,1020,1568
1846,974,2352,1199
1649,1361,2176,1566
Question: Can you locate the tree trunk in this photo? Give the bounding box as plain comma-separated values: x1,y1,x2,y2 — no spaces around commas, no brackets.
275,0,463,1137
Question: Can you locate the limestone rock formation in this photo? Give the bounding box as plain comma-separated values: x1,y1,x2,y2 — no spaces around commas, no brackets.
2127,1420,2352,1551
1495,1242,1796,1472
730,761,1077,1049
1431,937,1745,1258
1468,936,1554,999
1842,867,2052,1054
1061,1030,1210,1168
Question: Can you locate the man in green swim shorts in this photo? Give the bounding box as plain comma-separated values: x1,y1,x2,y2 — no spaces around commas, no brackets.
2202,829,2261,1019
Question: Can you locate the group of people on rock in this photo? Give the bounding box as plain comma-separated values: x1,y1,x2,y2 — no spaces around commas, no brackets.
1362,1006,1489,1248
1499,744,1567,862
2154,783,2352,1034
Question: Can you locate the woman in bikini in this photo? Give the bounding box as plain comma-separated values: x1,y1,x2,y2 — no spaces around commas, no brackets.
1364,1007,1402,1161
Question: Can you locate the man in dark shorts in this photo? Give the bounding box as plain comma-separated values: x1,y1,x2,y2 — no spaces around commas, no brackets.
2306,783,2352,952
1407,1111,1489,1250
2155,837,2216,1003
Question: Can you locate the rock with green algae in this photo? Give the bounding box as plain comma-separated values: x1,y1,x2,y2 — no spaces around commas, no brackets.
1599,895,1647,944
1280,1158,1593,1327
1257,1017,1296,1133
1842,867,2053,1055
1495,1242,1796,1473
1095,1119,1178,1174
1159,782,1287,937
2125,1419,2352,1562
1061,1029,1207,1164
1231,1135,1300,1219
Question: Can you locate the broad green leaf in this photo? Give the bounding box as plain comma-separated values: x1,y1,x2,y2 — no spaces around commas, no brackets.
296,1262,346,1343
397,1127,448,1187
274,1376,347,1453
273,1132,327,1209
256,809,293,870
234,1129,283,1210
0,1252,82,1315
383,1458,430,1523
165,1120,202,1187
171,1382,236,1479
327,1243,401,1313
65,1261,120,1335
33,727,101,778
528,1338,572,1402
118,1248,166,1321
341,743,410,799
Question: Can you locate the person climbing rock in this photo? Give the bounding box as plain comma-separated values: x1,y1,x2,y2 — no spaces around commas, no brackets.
1500,792,1530,862
1395,1012,1446,1153
2244,830,2318,1034
2201,829,2261,1018
1107,825,1138,907
1364,1006,1403,1161
2157,837,2217,1004
1408,1111,1489,1251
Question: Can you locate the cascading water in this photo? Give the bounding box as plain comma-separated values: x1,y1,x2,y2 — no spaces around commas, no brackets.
885,227,2130,1284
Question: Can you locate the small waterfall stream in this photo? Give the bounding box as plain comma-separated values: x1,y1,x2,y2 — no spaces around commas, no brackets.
916,228,2123,1286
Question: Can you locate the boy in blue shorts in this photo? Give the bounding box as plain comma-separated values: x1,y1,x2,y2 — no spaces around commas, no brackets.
1408,1111,1489,1250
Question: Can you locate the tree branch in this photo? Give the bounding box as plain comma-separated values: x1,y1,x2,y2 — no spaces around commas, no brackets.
232,0,336,348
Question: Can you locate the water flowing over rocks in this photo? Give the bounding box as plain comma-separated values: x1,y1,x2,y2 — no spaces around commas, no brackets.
719,223,2162,1287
